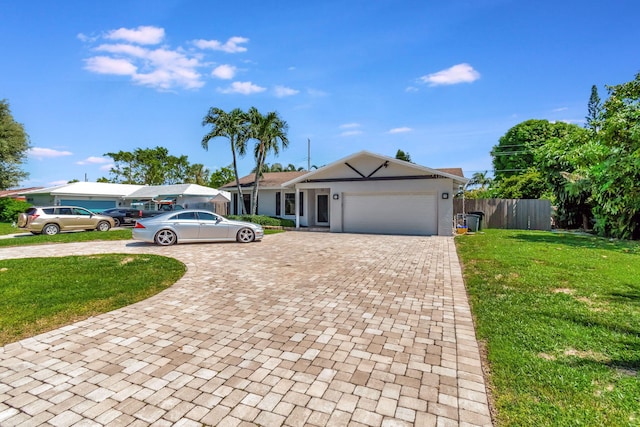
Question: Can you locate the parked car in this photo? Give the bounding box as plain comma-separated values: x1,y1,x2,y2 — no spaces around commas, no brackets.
17,206,115,235
132,209,264,245
101,208,143,227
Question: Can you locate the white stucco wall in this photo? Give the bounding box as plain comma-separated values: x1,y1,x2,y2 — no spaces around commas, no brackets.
295,178,454,236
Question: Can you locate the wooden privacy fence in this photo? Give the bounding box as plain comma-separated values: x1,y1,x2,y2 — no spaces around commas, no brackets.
453,198,551,231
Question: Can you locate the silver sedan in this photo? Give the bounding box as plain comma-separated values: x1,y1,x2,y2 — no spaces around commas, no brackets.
132,210,264,246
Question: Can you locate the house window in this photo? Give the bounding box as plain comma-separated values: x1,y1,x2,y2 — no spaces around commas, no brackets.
276,192,281,216
232,193,239,215
285,193,295,215
299,192,304,216
284,192,304,216
243,194,251,214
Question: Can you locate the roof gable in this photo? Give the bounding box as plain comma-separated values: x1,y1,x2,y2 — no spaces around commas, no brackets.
283,151,468,186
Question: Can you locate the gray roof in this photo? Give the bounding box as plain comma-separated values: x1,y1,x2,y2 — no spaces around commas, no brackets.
19,182,230,200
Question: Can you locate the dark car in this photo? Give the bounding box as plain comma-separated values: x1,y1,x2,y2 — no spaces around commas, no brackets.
101,208,143,227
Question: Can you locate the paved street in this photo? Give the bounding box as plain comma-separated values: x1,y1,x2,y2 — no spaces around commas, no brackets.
0,232,492,426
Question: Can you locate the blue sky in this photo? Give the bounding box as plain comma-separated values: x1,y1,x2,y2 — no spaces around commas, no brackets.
3,0,639,188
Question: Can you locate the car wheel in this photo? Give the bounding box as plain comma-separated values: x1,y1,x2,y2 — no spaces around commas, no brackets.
113,217,121,227
43,224,60,235
236,228,255,243
97,221,111,232
17,213,28,228
155,229,177,246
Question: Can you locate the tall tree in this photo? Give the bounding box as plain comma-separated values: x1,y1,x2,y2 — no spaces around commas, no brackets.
247,108,289,215
590,72,640,239
104,147,192,185
395,149,412,162
491,119,584,182
202,107,249,214
186,163,210,185
209,165,235,189
533,124,600,229
585,84,602,133
0,100,30,189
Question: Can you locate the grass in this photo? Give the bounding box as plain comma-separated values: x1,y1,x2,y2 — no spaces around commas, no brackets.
0,254,186,346
0,228,134,247
455,229,640,426
0,222,20,235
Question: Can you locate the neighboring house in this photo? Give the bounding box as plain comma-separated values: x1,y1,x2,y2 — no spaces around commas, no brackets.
0,187,44,201
222,151,468,236
19,182,230,214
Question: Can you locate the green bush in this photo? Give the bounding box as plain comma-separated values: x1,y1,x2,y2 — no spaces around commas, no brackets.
0,198,31,223
227,215,295,227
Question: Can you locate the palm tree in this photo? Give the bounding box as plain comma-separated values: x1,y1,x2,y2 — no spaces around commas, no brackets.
469,171,493,189
247,107,289,215
201,107,249,214
187,163,210,185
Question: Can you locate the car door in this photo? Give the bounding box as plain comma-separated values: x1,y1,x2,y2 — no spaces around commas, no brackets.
169,211,200,240
72,207,97,229
53,207,76,230
196,212,231,240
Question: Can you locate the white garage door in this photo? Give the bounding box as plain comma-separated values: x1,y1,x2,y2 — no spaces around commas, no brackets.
342,192,437,235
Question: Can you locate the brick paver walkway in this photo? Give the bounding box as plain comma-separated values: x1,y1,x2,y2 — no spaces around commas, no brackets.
0,232,492,426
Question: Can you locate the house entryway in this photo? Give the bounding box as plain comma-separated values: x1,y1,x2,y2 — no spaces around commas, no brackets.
317,194,329,225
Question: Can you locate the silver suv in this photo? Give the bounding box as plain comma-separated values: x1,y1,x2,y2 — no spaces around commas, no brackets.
17,206,115,235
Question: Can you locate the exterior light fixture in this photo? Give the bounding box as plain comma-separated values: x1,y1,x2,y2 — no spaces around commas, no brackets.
442,192,449,199
333,194,339,200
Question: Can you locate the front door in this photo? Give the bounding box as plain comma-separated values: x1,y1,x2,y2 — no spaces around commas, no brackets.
317,194,329,224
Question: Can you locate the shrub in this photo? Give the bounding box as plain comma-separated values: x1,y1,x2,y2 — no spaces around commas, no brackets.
227,215,295,227
0,198,31,223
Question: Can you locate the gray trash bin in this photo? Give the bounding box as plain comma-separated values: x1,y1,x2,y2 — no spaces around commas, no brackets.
466,214,480,232
468,211,485,230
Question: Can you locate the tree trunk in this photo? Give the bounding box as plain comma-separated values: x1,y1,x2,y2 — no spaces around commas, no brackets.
230,140,245,215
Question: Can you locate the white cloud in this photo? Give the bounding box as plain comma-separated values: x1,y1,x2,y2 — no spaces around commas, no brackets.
106,26,165,45
340,123,361,129
29,147,73,159
307,88,328,97
420,63,480,86
388,127,413,134
100,163,114,171
218,81,266,95
132,48,204,90
76,156,110,165
95,43,147,57
84,56,137,75
274,85,299,97
77,33,98,43
193,36,249,53
82,28,251,91
340,130,363,137
552,107,568,112
211,64,236,79
405,86,419,93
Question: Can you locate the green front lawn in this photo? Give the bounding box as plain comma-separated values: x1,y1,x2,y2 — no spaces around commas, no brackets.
456,229,640,426
0,254,186,346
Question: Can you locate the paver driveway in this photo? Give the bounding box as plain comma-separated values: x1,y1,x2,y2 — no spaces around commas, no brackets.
0,232,492,426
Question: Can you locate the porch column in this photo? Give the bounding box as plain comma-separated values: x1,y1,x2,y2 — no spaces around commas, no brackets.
295,188,300,229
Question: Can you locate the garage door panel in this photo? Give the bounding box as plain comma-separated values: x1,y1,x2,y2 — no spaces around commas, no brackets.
343,193,436,235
